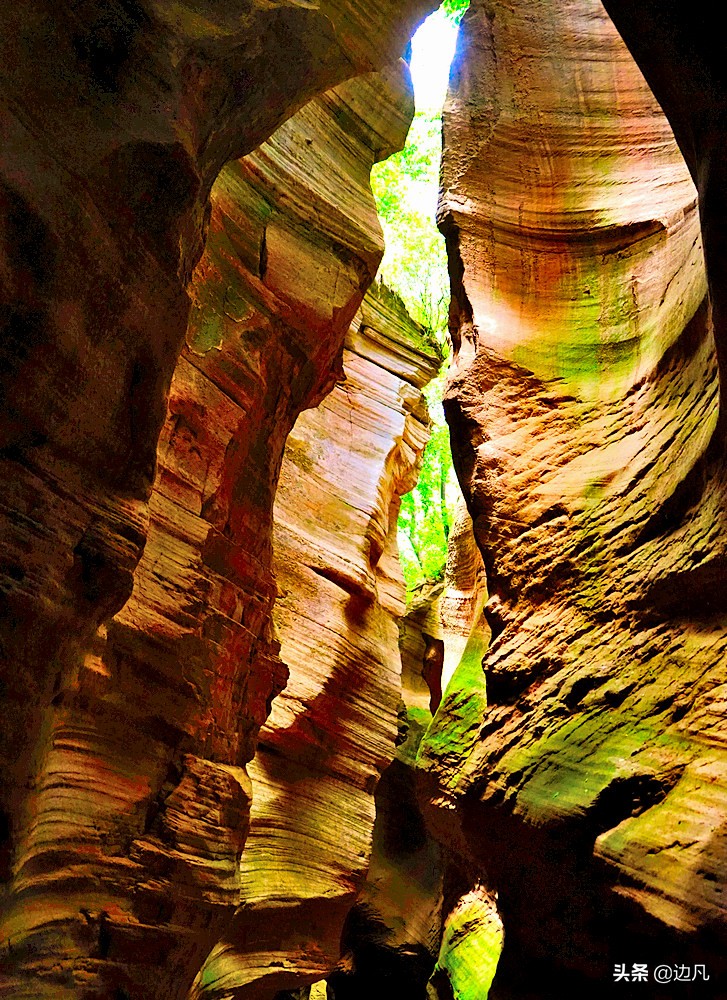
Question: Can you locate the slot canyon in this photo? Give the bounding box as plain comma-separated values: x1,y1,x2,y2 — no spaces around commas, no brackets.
0,1,725,998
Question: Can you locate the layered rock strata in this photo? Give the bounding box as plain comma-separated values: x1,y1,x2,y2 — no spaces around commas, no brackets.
190,282,442,998
328,504,493,1000
0,6,439,992
327,577,447,1000
601,0,727,425
5,2,727,999
428,0,727,995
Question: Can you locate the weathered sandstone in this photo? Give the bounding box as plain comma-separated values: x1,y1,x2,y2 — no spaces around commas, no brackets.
601,0,727,425
190,282,442,999
328,502,492,1000
327,576,448,1000
0,3,438,993
427,882,502,1000
4,1,727,998
426,0,727,994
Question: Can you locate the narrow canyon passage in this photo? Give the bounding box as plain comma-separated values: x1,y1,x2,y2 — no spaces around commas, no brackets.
1,2,726,999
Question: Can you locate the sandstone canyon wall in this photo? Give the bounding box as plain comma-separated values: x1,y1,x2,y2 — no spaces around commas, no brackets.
430,0,727,996
325,503,495,1000
0,3,438,996
3,1,727,999
190,284,442,998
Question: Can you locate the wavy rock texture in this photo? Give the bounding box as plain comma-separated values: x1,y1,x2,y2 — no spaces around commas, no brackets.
427,883,502,1000
427,0,727,995
417,502,489,859
5,2,727,999
0,4,439,991
601,0,727,424
325,505,491,1000
327,577,447,1000
189,283,442,999
399,499,489,726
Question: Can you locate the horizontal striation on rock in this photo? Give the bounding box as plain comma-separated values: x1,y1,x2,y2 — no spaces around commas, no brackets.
600,0,727,423
426,0,727,994
0,25,437,997
324,499,492,1000
440,0,704,399
190,281,442,998
417,499,489,851
328,489,499,1000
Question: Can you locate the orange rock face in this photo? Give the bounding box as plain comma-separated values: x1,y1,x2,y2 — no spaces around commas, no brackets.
3,2,727,998
190,282,442,998
0,6,438,993
427,0,727,993
601,0,727,424
327,504,491,1000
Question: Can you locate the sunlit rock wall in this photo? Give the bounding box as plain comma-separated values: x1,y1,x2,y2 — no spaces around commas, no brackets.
427,883,502,1000
190,283,442,998
427,0,727,994
0,1,439,992
325,503,492,1000
601,0,727,425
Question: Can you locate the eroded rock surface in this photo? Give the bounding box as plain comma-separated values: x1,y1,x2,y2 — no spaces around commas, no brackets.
0,5,438,993
327,576,447,1000
427,882,502,1000
428,0,727,994
4,1,727,998
601,0,727,424
190,283,442,999
326,503,492,1000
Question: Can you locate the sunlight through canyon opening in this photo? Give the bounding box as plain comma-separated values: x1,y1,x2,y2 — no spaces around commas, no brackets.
371,4,465,598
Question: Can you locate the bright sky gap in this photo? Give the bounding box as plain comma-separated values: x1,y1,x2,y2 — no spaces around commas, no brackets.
410,9,460,113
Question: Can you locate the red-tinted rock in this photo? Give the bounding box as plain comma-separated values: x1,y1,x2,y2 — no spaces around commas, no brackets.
0,6,437,992
327,503,490,1000
423,0,727,994
601,0,727,424
189,281,441,999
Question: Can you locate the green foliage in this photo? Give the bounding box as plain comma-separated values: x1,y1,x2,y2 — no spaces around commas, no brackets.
371,113,449,341
398,384,457,593
440,0,470,22
371,57,464,596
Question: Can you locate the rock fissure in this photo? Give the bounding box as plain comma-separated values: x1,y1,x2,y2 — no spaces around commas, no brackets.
3,1,727,998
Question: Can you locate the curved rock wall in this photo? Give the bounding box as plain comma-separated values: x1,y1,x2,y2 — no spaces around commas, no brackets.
191,283,442,999
4,2,727,998
427,882,502,1000
427,0,727,994
601,0,727,424
326,504,491,1000
0,4,438,994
